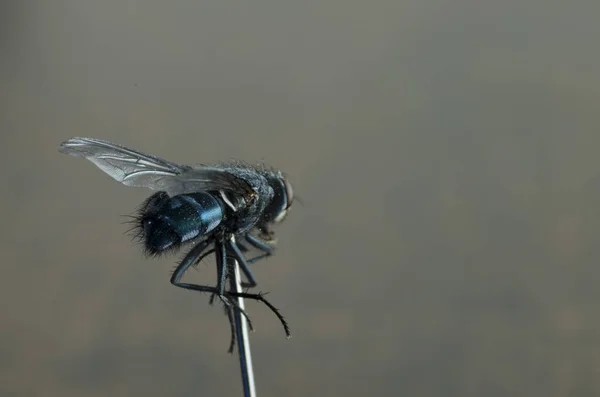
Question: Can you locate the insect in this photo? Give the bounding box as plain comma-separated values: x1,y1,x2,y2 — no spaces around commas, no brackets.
59,137,293,349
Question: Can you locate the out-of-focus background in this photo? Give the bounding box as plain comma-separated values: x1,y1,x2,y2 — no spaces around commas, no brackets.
2,1,600,396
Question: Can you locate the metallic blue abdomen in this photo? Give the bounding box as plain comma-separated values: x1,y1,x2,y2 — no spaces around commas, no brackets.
164,193,223,239
141,192,223,254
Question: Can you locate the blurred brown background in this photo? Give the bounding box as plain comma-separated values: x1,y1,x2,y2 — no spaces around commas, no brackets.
2,1,600,396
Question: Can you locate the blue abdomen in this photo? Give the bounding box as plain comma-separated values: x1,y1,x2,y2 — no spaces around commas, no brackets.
162,193,223,239
141,192,223,254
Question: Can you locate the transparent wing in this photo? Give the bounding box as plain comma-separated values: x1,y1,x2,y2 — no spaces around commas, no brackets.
59,137,187,186
59,137,255,197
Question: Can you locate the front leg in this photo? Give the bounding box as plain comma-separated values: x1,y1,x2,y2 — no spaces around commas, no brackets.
242,232,277,265
226,239,257,289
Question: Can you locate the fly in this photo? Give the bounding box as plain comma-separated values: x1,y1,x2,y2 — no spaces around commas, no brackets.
59,137,294,350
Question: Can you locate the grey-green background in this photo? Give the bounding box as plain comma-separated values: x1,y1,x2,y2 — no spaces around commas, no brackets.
2,1,600,396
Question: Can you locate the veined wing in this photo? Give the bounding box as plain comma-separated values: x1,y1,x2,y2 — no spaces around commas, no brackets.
59,137,187,186
59,137,255,197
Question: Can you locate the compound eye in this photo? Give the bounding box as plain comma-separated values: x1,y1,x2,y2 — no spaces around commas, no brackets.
283,177,294,209
271,176,293,223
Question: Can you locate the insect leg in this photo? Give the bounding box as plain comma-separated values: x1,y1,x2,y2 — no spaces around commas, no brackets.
245,233,276,253
226,239,257,289
209,247,224,306
192,248,215,269
215,240,228,296
170,280,290,338
243,233,276,265
170,242,254,332
192,233,270,268
225,305,236,353
236,240,250,252
172,239,211,279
